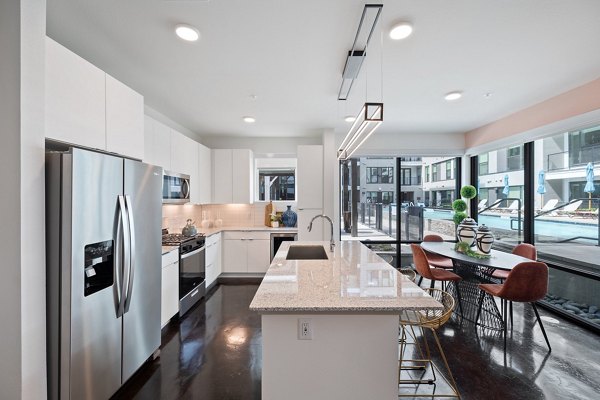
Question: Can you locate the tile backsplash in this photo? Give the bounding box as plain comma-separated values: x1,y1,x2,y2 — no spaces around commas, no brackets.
162,202,298,232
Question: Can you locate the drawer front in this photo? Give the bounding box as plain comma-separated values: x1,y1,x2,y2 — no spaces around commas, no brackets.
224,230,270,240
162,249,179,268
206,232,221,247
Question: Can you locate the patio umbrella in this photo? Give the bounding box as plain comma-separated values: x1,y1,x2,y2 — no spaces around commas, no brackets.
537,170,546,208
584,162,595,209
502,174,510,196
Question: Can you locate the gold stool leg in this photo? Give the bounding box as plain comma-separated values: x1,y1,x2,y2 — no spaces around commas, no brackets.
430,328,461,399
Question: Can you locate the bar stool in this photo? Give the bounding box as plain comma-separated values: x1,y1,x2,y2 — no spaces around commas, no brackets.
476,261,551,355
491,243,537,325
411,244,464,317
398,288,461,398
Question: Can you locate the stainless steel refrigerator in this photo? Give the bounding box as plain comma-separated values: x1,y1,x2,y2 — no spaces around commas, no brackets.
46,148,163,400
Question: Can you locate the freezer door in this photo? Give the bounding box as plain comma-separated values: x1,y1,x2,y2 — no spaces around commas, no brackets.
69,149,124,400
122,159,163,382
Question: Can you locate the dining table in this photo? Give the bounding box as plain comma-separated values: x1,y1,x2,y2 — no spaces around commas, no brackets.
420,241,532,330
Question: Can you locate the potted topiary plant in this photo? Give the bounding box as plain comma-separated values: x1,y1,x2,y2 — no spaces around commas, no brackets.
454,185,478,246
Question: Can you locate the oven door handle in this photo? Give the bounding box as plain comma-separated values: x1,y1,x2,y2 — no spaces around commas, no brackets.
181,246,205,259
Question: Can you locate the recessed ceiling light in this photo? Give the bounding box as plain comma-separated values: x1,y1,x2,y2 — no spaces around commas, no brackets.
175,24,200,42
389,22,413,40
484,92,493,98
444,91,463,101
344,115,356,123
242,116,256,124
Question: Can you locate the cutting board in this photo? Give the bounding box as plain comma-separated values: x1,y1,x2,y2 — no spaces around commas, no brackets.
264,201,273,227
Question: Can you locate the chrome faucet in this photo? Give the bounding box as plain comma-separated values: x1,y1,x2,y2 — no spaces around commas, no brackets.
307,214,335,252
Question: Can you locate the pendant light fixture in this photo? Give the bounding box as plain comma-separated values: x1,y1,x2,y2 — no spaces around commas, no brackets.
338,4,384,160
338,103,383,160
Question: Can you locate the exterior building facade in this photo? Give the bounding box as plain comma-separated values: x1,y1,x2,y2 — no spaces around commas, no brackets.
421,157,457,208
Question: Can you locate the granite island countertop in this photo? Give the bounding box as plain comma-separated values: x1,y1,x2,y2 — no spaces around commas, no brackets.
200,225,298,237
249,241,442,313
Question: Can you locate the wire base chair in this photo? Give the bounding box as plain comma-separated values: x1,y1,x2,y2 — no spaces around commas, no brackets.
398,288,461,399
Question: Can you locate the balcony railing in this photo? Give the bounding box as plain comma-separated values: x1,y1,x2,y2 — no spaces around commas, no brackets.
547,145,600,171
400,177,421,186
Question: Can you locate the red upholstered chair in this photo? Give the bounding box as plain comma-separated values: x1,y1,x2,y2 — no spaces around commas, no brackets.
411,244,464,316
423,234,454,270
491,243,537,280
491,243,537,325
477,261,551,355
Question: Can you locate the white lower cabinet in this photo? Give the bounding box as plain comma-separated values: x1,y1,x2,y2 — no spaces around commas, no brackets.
223,231,270,273
161,250,179,328
247,239,271,273
205,233,222,287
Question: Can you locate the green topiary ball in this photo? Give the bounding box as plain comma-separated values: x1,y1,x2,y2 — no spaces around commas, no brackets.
453,211,468,225
452,199,467,212
460,185,477,200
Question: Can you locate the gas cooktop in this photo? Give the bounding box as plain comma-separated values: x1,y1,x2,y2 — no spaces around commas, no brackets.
161,231,205,246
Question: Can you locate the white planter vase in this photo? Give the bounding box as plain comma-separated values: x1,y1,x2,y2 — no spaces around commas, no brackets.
476,224,494,254
456,218,478,246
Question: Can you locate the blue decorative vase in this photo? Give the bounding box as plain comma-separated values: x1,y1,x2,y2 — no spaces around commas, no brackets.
281,206,297,227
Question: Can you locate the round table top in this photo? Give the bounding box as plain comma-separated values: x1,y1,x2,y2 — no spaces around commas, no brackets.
420,241,533,271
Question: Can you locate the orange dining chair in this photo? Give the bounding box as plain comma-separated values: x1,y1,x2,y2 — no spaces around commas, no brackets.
423,234,454,269
491,243,537,325
411,244,464,317
476,261,551,355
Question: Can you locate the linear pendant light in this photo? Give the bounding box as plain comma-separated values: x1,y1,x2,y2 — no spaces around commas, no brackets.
338,102,383,160
338,4,383,101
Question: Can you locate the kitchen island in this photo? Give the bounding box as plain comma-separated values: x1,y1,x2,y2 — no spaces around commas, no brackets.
249,241,442,400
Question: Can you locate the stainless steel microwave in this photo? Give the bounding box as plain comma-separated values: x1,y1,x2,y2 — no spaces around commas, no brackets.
162,171,190,204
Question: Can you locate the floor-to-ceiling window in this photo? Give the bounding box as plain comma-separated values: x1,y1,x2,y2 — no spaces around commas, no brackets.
476,145,525,245
532,128,600,331
340,155,460,269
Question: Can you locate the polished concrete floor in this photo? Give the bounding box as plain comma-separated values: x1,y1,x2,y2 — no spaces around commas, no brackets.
114,284,600,400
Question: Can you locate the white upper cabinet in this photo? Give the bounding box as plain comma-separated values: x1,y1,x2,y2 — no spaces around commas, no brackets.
232,149,254,204
144,117,171,170
170,131,197,175
297,145,323,209
198,143,213,204
45,37,106,150
45,37,144,160
212,149,253,204
212,149,233,203
105,74,144,159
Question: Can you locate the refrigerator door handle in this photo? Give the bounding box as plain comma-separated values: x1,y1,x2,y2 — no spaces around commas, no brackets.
124,195,136,313
117,195,130,317
115,197,124,317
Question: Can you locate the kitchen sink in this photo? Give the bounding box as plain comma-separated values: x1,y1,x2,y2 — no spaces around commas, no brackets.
286,245,328,260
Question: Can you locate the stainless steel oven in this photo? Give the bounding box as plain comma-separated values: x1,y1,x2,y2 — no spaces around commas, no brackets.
162,171,190,204
179,236,206,316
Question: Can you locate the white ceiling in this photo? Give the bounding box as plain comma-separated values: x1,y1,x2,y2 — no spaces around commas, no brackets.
47,0,600,140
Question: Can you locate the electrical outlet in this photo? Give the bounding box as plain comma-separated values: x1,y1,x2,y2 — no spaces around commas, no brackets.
298,318,313,340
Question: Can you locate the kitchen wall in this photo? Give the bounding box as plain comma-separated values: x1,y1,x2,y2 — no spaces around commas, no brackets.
162,202,299,232
465,78,600,153
0,0,47,398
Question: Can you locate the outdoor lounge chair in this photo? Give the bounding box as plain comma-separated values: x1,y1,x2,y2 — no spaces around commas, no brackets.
506,200,519,212
477,199,487,211
538,199,558,213
553,200,583,216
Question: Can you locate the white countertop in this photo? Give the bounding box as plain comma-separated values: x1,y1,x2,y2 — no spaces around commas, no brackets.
200,226,298,237
161,245,179,255
249,241,442,313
